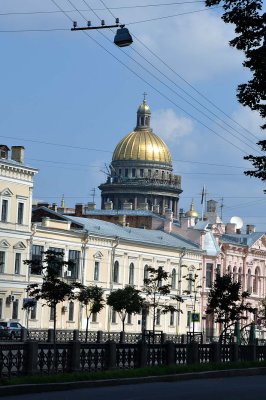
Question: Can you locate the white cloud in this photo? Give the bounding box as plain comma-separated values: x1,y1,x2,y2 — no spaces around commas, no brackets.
152,108,193,142
231,106,264,140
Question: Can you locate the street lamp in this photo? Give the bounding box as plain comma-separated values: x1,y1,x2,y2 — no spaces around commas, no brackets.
71,19,133,47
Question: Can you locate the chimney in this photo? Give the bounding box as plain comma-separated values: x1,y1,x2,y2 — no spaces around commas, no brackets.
87,202,96,210
0,145,9,160
75,203,84,216
104,201,113,210
123,201,133,210
51,203,58,212
246,224,255,234
225,223,236,234
11,146,24,163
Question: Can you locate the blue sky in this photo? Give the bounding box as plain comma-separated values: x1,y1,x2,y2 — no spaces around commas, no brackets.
1,0,265,231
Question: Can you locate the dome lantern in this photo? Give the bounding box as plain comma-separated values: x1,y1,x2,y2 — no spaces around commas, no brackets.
136,93,151,130
186,200,198,218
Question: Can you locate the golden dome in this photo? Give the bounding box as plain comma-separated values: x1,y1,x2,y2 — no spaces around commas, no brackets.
112,129,172,164
186,200,198,218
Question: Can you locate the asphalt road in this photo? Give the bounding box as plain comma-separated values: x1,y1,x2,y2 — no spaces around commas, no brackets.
2,376,266,400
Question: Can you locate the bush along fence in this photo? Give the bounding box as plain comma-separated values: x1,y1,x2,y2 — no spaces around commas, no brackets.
1,337,266,378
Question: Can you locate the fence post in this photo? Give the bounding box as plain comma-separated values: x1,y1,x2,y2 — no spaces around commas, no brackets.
69,340,81,372
120,331,126,343
105,341,117,370
211,342,221,363
232,343,239,362
48,329,55,343
161,333,167,344
97,330,103,343
187,342,199,364
165,341,175,365
73,329,79,341
137,340,148,368
249,344,257,362
23,341,39,375
21,328,28,342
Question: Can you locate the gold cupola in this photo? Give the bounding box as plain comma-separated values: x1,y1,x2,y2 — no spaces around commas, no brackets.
185,200,198,218
112,97,172,165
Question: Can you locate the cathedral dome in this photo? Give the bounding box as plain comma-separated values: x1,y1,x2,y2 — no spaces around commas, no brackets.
112,129,172,164
185,200,198,218
112,97,172,165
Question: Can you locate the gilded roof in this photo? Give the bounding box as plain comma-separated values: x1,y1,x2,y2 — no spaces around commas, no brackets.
112,129,172,164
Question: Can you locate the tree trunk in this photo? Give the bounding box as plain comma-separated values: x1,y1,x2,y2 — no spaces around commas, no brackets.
85,317,89,343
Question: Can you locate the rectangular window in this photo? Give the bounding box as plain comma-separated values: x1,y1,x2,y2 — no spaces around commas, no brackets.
187,311,191,328
187,273,193,293
216,264,221,277
14,253,21,275
127,313,132,324
94,261,99,281
12,299,19,319
50,306,55,321
0,298,3,319
31,245,43,275
68,250,80,279
125,168,128,177
68,302,74,321
148,169,151,178
156,309,161,325
49,247,64,277
140,169,144,178
132,168,136,177
111,309,116,323
0,251,5,273
30,304,37,320
170,310,175,326
92,313,97,323
1,199,8,222
206,263,213,288
17,202,24,224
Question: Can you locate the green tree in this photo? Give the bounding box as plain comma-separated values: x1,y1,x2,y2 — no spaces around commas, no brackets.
142,266,182,335
107,286,144,332
77,285,105,342
206,274,254,342
24,249,77,342
205,0,266,185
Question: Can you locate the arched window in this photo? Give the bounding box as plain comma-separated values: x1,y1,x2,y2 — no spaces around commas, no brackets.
238,267,242,283
143,264,149,284
158,266,163,287
247,269,252,293
68,301,74,321
129,263,134,285
171,269,176,289
113,261,119,283
233,266,237,282
253,267,260,294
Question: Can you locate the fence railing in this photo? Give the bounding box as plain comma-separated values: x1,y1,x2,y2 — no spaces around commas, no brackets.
0,340,265,379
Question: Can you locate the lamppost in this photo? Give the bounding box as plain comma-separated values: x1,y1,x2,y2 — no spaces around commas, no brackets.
71,19,133,47
176,247,186,335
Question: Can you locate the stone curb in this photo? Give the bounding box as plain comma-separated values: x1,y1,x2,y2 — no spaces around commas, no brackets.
1,367,266,397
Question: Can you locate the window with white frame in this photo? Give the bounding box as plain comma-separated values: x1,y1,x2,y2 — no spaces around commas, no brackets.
92,313,97,323
111,309,117,323
94,261,100,281
30,303,37,320
129,263,134,285
49,247,64,277
1,199,8,222
68,250,80,279
171,268,176,289
170,310,175,326
12,299,19,319
0,251,5,273
17,202,24,225
50,306,55,321
156,309,161,325
127,313,132,324
206,263,213,288
14,253,21,275
0,298,3,319
143,264,149,284
31,245,43,275
68,301,74,321
113,261,119,283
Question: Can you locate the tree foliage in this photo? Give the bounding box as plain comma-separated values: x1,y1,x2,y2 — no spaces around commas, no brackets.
77,285,105,341
107,286,143,332
206,274,254,341
205,0,266,184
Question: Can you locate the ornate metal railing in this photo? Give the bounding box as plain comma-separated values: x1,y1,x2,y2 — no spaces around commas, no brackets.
28,330,48,342
174,344,187,364
199,344,212,363
0,343,25,378
80,343,106,372
116,344,139,369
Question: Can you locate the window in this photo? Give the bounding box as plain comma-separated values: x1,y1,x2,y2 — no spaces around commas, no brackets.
30,304,37,320
187,273,193,293
156,309,161,325
111,309,116,323
170,310,175,326
233,266,237,282
158,266,163,287
92,313,97,323
247,269,252,293
0,251,5,273
31,245,43,275
171,269,176,289
68,250,80,279
187,311,191,328
49,247,64,276
1,199,8,222
132,168,136,178
148,169,151,178
238,268,242,283
125,168,128,177
127,313,132,324
17,202,24,224
118,169,121,176
68,302,74,321
206,263,213,288
129,263,134,285
14,253,21,275
94,261,100,281
50,306,55,321
143,265,149,283
216,264,221,277
253,268,260,294
113,261,119,283
0,298,3,319
140,169,144,178
12,299,19,319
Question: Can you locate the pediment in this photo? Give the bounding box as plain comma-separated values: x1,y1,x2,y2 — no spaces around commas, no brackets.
13,241,26,250
1,188,13,197
93,251,103,259
0,240,10,248
251,234,266,251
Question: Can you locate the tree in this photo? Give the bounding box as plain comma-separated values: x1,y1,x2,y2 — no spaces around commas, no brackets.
142,266,183,336
107,286,144,332
205,1,266,184
77,285,105,342
206,274,254,342
24,250,77,342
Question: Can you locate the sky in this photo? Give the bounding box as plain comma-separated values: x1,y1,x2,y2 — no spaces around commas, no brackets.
0,0,265,232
